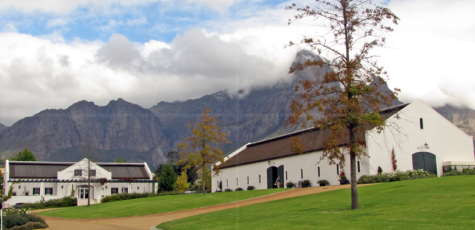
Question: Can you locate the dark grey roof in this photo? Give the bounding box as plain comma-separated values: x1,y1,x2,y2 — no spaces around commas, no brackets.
8,161,150,179
10,162,71,179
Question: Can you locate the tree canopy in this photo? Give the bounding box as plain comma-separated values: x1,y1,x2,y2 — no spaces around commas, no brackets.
9,148,37,161
178,108,231,195
158,163,177,191
286,0,400,210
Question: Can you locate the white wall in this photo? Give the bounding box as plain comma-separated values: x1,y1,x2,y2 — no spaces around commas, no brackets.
366,100,475,176
58,158,112,180
212,150,369,192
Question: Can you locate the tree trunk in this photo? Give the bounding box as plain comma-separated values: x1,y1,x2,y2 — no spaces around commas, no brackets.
202,162,206,196
87,159,91,207
349,129,359,210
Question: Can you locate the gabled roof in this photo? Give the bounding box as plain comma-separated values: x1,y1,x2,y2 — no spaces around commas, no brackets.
220,103,408,169
8,161,150,179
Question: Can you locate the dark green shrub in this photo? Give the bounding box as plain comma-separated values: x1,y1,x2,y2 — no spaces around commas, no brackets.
3,213,47,229
21,197,77,209
9,222,48,230
247,186,255,190
235,187,243,191
286,181,296,188
442,170,463,177
224,188,232,192
317,180,329,186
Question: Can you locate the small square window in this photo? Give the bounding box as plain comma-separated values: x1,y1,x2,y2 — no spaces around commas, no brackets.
45,188,53,195
111,188,118,194
122,188,128,194
90,170,96,177
74,169,82,176
33,188,40,195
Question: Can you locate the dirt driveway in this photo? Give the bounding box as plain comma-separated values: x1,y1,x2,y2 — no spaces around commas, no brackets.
39,184,369,230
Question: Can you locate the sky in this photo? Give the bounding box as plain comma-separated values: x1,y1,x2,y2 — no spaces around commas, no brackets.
0,0,474,126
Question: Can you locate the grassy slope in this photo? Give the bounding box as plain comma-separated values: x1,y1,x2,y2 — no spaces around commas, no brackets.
39,188,289,219
158,176,475,230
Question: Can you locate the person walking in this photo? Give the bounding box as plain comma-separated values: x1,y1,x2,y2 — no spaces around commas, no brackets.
275,176,282,188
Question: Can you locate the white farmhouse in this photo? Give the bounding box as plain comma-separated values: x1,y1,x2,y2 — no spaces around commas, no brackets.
3,158,157,207
212,100,475,191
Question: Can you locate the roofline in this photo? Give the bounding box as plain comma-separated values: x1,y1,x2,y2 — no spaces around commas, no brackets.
8,161,145,166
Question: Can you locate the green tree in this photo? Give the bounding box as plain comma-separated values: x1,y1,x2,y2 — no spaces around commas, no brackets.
158,163,177,191
9,148,37,161
175,171,191,193
197,167,211,193
114,157,127,163
286,0,399,210
178,108,231,196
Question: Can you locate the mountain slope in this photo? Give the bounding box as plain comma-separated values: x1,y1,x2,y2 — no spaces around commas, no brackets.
0,99,169,166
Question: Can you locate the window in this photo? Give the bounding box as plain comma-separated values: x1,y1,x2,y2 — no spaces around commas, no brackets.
236,178,238,186
337,164,339,175
45,188,53,195
227,179,228,187
420,118,424,129
80,188,89,199
301,169,303,179
318,167,320,177
286,171,288,180
90,170,96,177
111,188,118,194
74,169,82,176
247,176,249,185
33,188,40,195
122,187,128,193
357,161,361,173
259,175,261,183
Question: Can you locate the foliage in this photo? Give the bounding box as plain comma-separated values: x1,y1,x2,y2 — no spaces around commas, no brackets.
155,161,198,186
9,221,48,230
40,189,286,219
391,148,398,171
303,180,311,184
158,163,178,191
21,197,77,209
442,168,475,177
2,208,47,229
285,0,400,210
175,171,191,193
247,186,255,190
114,157,127,163
286,181,296,188
178,108,231,196
317,180,330,186
9,148,37,161
197,167,211,193
235,187,243,191
339,171,347,180
156,176,475,230
3,180,21,201
101,193,158,203
358,169,436,184
70,184,75,197
377,166,383,174
224,188,233,192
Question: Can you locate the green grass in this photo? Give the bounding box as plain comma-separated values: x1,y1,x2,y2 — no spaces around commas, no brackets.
38,188,288,218
157,176,475,230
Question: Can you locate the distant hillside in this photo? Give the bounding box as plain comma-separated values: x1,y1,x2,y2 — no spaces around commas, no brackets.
0,99,169,167
0,122,6,133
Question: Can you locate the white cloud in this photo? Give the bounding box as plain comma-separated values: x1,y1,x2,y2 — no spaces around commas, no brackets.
100,19,123,31
1,23,18,33
127,16,148,26
46,18,69,28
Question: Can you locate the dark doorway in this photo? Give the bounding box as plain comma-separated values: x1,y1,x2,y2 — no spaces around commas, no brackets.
412,152,437,174
267,165,285,189
266,166,278,189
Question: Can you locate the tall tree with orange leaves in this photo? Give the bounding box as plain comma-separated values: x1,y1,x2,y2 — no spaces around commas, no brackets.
286,0,400,210
178,108,231,196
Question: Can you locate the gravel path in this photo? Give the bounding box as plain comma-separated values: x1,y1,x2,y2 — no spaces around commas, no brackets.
38,184,370,230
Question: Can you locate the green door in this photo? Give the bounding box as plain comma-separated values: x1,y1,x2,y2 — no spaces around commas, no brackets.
412,152,437,175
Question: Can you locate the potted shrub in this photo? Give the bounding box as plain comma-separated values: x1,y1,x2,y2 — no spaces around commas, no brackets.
235,187,243,191
339,171,350,185
247,186,255,190
317,180,330,186
224,188,233,192
286,181,296,188
302,180,311,188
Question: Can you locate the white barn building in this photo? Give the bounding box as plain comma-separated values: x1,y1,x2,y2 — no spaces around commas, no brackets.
3,158,157,207
212,100,475,191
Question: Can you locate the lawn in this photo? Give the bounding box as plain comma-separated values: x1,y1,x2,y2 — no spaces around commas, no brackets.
157,176,475,230
38,188,288,218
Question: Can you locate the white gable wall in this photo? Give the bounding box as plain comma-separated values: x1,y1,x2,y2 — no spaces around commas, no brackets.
367,100,474,176
58,158,112,180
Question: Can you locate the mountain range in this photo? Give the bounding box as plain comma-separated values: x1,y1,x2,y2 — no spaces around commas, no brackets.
0,50,474,169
